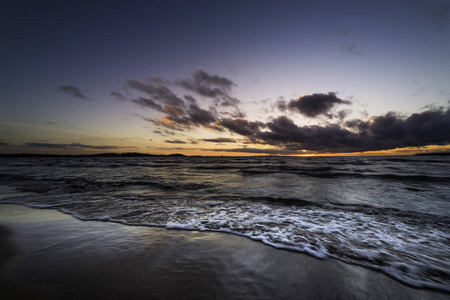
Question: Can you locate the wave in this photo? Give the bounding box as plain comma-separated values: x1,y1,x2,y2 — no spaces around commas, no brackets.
1,155,449,292
240,168,450,183
0,175,212,194
5,194,447,292
384,157,450,164
1,185,449,292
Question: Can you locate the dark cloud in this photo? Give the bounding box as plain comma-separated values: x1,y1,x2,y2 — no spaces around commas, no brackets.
126,70,243,132
126,78,185,108
187,104,217,126
177,68,241,110
0,141,10,146
210,106,450,153
340,42,366,57
111,91,127,102
149,104,218,131
132,97,164,112
58,85,92,101
124,70,449,154
276,99,288,112
69,143,137,150
402,107,450,145
146,117,186,131
153,129,175,136
219,118,264,136
363,112,407,140
164,139,187,144
177,68,235,99
184,95,198,105
336,109,352,121
230,109,246,118
200,138,237,143
344,119,369,132
193,68,234,90
26,142,66,148
283,92,351,118
25,142,136,150
158,147,199,151
256,116,362,152
257,108,450,153
46,121,56,125
217,96,241,108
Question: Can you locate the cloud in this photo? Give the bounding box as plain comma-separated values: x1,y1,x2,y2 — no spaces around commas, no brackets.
187,104,217,126
336,109,352,120
263,108,450,153
26,142,66,148
279,92,351,118
132,97,164,112
46,121,56,125
126,78,185,108
164,139,187,144
177,68,235,99
110,91,127,102
148,104,220,131
396,107,450,145
212,106,450,154
25,142,136,150
58,85,92,101
200,138,237,143
340,42,366,57
255,116,362,152
125,70,244,132
157,146,199,151
219,118,264,136
177,68,242,110
123,70,449,154
153,129,175,136
275,99,288,112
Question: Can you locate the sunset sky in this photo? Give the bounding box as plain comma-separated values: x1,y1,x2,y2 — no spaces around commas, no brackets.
1,0,449,156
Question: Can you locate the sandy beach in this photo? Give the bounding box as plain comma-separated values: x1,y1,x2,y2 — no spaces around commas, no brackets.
0,204,448,300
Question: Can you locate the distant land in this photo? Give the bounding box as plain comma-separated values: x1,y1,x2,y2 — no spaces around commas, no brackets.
0,153,186,158
1,152,450,158
414,152,450,156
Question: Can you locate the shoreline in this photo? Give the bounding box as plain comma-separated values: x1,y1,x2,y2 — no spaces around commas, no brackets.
1,204,448,299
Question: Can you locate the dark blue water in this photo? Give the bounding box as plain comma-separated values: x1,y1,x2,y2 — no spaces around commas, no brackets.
1,155,449,292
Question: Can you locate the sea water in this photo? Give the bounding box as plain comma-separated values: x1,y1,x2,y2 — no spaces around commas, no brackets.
0,155,449,292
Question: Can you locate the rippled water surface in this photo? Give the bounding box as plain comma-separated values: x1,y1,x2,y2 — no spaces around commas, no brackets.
1,155,449,292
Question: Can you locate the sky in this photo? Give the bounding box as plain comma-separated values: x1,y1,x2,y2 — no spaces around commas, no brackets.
1,0,450,156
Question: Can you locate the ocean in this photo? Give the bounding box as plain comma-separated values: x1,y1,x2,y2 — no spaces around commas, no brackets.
1,155,449,292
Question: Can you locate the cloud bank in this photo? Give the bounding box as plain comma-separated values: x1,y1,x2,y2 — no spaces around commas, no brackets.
119,69,450,154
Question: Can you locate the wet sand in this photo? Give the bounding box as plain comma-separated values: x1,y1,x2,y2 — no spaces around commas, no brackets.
0,204,448,300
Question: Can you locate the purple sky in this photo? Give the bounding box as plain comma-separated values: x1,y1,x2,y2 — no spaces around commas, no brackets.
1,0,449,155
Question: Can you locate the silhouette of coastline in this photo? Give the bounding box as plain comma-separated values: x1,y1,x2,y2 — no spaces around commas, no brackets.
0,152,186,158
415,152,450,156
